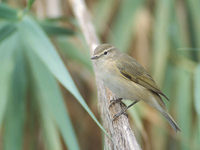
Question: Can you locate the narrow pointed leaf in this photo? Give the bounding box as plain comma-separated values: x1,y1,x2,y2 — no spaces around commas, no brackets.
56,37,92,70
185,0,200,60
0,32,17,127
3,44,27,150
152,0,172,85
18,16,107,134
27,50,79,150
0,23,16,43
0,3,18,20
194,64,200,149
194,64,200,115
176,68,192,150
41,107,63,150
41,23,74,36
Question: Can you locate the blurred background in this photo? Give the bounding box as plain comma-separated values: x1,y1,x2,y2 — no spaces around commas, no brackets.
0,0,200,150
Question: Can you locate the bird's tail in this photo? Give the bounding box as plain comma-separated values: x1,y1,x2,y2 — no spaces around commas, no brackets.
161,111,181,132
147,93,181,132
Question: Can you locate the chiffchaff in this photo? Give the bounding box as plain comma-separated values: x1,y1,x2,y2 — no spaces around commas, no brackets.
91,43,180,132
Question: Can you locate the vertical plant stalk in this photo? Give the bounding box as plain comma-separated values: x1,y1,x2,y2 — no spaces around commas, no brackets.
45,0,62,17
68,0,141,149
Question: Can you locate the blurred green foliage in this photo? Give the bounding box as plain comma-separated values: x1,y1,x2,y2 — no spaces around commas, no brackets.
0,0,200,150
0,2,105,150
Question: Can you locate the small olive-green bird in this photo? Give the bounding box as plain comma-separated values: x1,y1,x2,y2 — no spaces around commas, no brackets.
91,43,180,132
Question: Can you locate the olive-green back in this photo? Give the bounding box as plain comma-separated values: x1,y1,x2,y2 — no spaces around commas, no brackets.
116,52,169,101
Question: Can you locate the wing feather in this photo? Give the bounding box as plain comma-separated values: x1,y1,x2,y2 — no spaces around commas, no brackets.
117,54,169,101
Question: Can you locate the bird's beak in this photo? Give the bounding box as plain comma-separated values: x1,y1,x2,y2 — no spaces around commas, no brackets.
91,56,98,60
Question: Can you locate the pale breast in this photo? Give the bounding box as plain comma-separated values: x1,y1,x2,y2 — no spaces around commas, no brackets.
96,60,150,101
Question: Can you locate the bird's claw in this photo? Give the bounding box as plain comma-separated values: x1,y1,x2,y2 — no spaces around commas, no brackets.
112,110,128,121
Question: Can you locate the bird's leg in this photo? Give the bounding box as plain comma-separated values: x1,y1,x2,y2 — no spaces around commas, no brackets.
109,98,123,108
112,100,139,121
125,100,139,110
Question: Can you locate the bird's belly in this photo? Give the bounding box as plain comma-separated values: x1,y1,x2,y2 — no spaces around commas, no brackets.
98,71,148,101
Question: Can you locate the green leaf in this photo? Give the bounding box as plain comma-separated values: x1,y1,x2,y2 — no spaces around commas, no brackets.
93,0,116,34
27,0,35,10
41,107,63,150
0,23,16,43
176,67,192,150
44,16,70,22
152,0,173,85
169,1,192,59
56,37,92,70
108,0,144,52
163,63,175,108
193,120,200,150
0,3,18,20
194,64,200,150
27,51,75,150
185,0,200,60
41,23,74,36
194,65,200,115
0,32,17,127
18,16,107,135
3,42,27,150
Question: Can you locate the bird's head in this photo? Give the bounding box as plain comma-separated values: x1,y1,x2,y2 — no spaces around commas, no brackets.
91,44,118,61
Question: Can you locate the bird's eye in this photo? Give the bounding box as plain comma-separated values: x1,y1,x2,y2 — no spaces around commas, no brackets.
104,51,108,55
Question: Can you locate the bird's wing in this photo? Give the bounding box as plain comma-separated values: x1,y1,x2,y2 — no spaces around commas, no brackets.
117,54,169,101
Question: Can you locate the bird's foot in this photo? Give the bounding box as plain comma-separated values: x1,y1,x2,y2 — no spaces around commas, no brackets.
112,109,128,121
112,101,139,121
109,98,123,108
